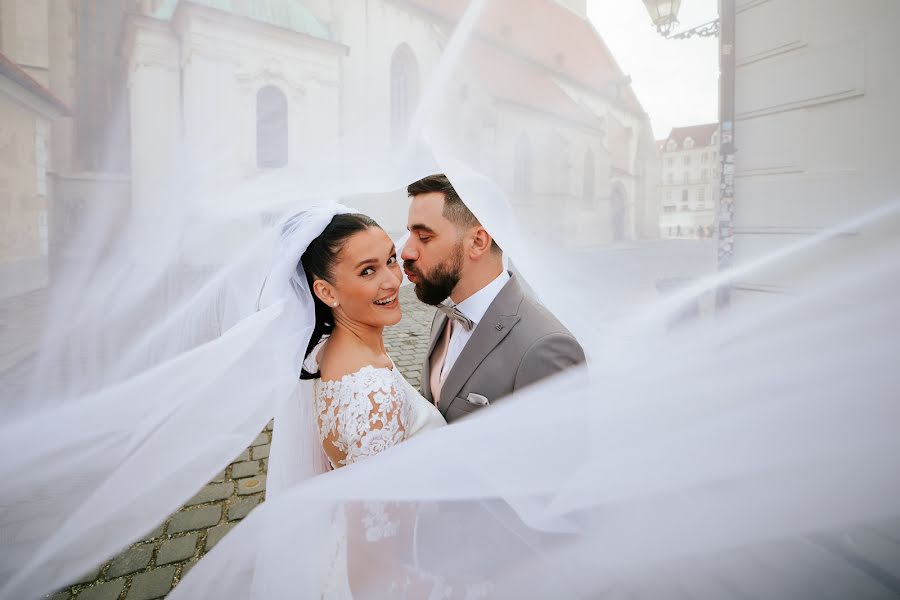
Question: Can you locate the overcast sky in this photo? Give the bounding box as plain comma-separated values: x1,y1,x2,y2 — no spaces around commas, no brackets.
587,0,719,140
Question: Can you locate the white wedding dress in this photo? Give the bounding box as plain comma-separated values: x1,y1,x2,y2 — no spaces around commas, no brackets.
309,343,450,598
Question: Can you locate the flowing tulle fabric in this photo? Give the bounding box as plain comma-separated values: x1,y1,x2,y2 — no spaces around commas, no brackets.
2,1,900,599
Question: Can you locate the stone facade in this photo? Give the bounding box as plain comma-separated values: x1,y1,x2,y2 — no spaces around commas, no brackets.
0,0,659,282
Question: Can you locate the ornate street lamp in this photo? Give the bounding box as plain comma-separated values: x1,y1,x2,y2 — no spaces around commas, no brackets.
641,0,682,36
641,0,719,39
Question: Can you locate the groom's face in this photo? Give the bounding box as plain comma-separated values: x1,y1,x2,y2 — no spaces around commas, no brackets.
402,192,465,306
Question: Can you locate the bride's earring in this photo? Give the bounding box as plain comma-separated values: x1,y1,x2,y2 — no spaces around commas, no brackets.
332,302,338,307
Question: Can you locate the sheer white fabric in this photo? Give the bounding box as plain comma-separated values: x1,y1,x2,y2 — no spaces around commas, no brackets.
1,1,899,599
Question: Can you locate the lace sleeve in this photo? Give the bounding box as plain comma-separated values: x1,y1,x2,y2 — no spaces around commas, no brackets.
315,367,408,468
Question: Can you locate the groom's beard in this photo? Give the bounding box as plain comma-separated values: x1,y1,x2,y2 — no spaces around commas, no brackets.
404,244,464,306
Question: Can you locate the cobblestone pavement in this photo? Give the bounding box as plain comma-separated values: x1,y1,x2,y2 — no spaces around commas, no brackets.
48,286,435,600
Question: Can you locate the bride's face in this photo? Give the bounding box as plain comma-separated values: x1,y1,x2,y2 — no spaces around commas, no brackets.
328,227,403,327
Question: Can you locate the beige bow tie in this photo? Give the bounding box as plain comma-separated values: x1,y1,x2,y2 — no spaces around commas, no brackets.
435,303,474,332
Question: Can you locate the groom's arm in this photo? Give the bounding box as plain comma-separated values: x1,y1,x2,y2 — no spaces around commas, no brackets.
513,332,585,391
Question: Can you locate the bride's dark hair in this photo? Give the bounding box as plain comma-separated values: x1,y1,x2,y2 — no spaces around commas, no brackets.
298,212,380,379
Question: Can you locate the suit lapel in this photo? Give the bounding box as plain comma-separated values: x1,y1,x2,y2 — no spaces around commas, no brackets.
437,274,524,415
422,312,449,403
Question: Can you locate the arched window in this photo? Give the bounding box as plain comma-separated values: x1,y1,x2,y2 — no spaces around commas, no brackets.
391,44,419,148
684,137,694,150
582,148,595,209
682,189,689,203
513,133,533,202
257,85,288,168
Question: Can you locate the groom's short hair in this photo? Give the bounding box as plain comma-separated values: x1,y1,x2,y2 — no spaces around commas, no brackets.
407,173,500,253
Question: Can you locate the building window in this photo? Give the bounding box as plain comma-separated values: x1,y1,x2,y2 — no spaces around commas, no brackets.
682,172,689,184
666,139,677,152
666,157,674,168
663,205,676,213
582,148,595,209
666,190,672,201
391,44,420,148
667,173,674,184
684,137,694,150
256,85,288,168
682,190,689,203
698,188,706,205
513,133,533,202
701,168,708,181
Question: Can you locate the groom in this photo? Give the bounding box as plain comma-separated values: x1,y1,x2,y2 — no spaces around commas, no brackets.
402,174,584,422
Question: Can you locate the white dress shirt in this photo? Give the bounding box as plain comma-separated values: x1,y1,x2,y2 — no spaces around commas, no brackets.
439,270,510,382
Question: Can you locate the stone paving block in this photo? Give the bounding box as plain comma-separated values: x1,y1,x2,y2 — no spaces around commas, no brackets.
205,522,236,551
210,469,226,483
231,460,259,479
266,419,274,431
107,543,153,578
233,448,250,462
236,475,266,496
45,591,70,600
156,533,199,566
251,432,268,446
185,481,233,506
126,566,176,600
168,505,222,535
227,495,261,521
252,443,270,460
76,579,125,600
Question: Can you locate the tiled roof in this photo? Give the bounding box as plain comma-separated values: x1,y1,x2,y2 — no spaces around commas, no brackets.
401,0,646,115
154,0,334,41
661,123,718,151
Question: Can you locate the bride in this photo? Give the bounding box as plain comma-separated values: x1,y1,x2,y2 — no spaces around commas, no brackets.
294,210,449,597
299,212,445,468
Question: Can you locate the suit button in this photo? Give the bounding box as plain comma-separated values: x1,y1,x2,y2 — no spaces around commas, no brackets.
495,323,503,331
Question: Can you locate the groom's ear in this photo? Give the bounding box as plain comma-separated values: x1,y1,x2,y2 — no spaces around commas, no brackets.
469,226,494,258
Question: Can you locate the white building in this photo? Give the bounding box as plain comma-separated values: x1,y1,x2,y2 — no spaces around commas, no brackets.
728,0,900,305
657,123,718,240
0,0,660,290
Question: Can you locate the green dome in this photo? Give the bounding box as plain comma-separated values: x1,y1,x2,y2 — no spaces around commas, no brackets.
153,0,333,42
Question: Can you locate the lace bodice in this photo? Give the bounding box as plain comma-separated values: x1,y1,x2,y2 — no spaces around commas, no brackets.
315,365,409,469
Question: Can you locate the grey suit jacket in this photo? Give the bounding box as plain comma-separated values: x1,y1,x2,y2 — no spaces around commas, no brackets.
422,273,585,423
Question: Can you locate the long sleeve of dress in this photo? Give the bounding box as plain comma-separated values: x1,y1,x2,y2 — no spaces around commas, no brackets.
315,366,408,469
